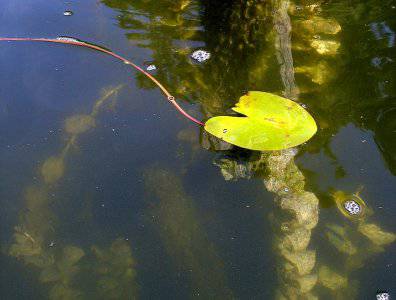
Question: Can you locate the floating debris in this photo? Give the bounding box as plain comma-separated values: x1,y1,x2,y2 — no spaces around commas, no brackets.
63,11,73,16
191,49,211,63
146,64,157,71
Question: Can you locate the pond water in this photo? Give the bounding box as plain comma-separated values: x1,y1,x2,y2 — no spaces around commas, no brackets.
0,0,395,299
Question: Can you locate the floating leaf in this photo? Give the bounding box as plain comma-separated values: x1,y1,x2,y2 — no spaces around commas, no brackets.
204,91,317,151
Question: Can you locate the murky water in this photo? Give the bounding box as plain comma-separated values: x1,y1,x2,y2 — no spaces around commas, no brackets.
1,0,395,299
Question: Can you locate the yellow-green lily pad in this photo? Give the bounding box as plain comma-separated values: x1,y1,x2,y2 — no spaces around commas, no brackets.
204,91,317,151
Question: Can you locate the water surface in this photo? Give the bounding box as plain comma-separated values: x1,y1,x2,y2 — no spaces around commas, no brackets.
0,0,395,299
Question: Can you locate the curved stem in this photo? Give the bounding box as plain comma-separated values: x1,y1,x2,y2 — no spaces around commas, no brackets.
0,37,204,126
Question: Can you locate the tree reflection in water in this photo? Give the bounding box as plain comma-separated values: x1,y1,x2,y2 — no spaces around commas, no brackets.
102,0,395,298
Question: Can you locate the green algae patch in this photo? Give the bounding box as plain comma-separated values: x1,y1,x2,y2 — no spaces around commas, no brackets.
143,166,235,299
41,156,65,184
92,238,139,299
64,114,95,135
204,91,317,151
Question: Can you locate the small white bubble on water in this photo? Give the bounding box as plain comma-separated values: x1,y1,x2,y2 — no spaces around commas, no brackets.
376,292,390,300
146,64,157,71
344,200,361,215
191,49,211,63
56,36,78,42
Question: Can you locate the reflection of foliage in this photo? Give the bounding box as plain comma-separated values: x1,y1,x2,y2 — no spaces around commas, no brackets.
92,238,138,299
325,221,395,259
322,217,395,297
213,153,255,181
102,0,276,118
375,107,396,175
262,149,319,299
325,224,357,255
103,0,208,99
101,0,396,174
6,0,395,298
358,223,396,247
204,1,386,297
144,165,234,298
318,265,347,291
295,0,396,175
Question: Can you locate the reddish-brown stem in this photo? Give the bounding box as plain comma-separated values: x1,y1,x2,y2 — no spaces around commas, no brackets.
0,37,205,126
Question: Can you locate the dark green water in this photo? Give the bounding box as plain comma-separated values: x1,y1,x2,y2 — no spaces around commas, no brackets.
0,0,395,299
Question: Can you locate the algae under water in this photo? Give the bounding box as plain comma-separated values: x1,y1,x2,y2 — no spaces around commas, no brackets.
0,0,395,299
